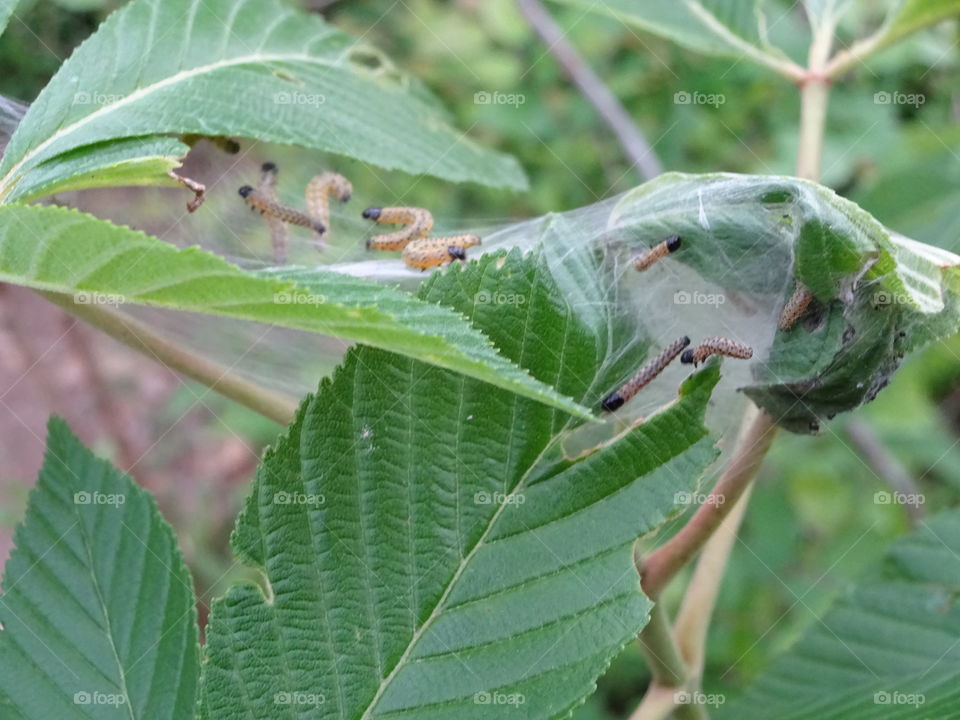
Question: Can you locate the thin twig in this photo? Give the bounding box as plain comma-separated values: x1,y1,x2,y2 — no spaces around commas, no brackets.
39,291,298,426
515,0,663,180
795,12,836,180
846,419,923,526
641,407,778,599
674,484,754,681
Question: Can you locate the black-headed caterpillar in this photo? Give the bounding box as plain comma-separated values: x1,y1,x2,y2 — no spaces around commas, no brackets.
601,336,690,412
240,163,325,232
401,235,481,270
680,337,753,367
633,235,681,272
362,206,434,250
306,172,352,250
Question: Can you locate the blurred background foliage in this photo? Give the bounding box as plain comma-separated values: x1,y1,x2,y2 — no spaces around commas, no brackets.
0,0,958,715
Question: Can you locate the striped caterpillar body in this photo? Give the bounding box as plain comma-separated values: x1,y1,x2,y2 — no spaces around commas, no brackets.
779,283,814,330
363,206,434,250
633,235,682,272
239,186,325,233
680,337,753,367
401,235,481,270
257,163,287,264
306,172,353,250
601,336,690,412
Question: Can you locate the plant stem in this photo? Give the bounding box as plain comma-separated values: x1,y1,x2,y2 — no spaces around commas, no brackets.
633,605,708,720
796,12,836,180
39,290,298,425
641,407,778,599
674,483,755,681
515,0,664,180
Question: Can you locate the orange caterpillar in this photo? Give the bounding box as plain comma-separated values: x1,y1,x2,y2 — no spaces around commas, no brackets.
680,337,753,367
601,336,690,412
253,163,288,264
306,172,352,250
779,283,814,330
633,235,681,271
362,206,434,250
401,235,481,270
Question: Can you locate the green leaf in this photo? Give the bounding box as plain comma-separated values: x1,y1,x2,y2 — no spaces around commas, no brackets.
0,0,20,39
604,172,960,433
879,0,960,48
0,0,526,202
544,0,799,73
718,509,960,719
199,248,721,719
8,136,190,204
0,418,198,719
0,203,591,419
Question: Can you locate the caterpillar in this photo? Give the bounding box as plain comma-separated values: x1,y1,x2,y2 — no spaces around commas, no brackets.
306,172,352,250
238,184,326,236
256,163,288,265
633,235,682,272
680,337,753,367
362,206,434,250
779,283,814,330
401,235,481,270
601,336,690,412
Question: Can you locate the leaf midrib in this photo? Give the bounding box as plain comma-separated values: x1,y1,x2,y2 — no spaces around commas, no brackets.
0,50,350,197
358,268,577,719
